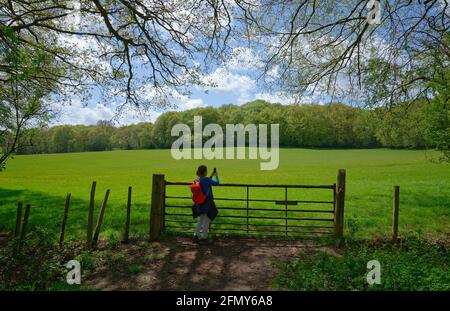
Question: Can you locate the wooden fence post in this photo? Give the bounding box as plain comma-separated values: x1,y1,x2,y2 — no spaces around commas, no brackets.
335,169,346,247
59,193,71,247
123,186,132,243
150,174,165,241
92,189,110,246
14,202,23,238
18,204,31,251
86,181,96,249
392,185,400,243
162,179,166,234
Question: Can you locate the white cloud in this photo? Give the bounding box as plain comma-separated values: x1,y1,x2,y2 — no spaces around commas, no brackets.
52,100,113,125
252,92,293,105
178,98,206,110
50,98,155,126
139,84,206,110
253,90,328,105
51,84,209,126
201,67,255,93
198,67,257,104
226,47,263,72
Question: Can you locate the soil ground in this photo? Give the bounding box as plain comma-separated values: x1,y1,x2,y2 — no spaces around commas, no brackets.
85,236,340,291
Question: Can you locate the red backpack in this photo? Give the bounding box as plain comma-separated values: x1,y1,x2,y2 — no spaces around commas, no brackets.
189,181,206,205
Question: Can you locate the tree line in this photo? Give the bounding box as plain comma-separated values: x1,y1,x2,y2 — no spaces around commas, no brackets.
5,100,446,155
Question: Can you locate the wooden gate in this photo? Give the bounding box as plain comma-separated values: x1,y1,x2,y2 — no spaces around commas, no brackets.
150,169,345,242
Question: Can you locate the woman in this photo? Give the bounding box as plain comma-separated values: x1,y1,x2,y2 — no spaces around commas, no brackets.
192,165,219,244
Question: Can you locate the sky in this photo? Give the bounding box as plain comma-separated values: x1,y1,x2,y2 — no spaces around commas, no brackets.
52,49,297,126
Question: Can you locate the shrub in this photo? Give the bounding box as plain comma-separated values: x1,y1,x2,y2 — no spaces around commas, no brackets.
273,236,450,291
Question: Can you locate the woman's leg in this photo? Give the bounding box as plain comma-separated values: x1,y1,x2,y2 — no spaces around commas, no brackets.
194,216,202,237
200,214,210,239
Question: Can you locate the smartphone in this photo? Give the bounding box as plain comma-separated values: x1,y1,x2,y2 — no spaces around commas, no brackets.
210,167,217,178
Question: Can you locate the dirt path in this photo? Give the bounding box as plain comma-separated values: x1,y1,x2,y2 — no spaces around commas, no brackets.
85,236,338,291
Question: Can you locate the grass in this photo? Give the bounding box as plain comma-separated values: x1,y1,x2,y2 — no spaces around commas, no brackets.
0,148,449,242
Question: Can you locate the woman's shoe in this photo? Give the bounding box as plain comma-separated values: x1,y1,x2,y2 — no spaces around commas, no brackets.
193,235,200,243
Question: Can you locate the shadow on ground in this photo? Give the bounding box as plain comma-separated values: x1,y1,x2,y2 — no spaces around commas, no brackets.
85,236,338,290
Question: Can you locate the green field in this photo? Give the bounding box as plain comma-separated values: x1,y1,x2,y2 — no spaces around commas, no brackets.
0,149,449,241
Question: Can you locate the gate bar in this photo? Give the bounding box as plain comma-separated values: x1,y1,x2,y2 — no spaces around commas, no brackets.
165,219,334,229
165,212,334,221
165,205,334,213
165,196,334,204
165,225,333,235
165,181,334,189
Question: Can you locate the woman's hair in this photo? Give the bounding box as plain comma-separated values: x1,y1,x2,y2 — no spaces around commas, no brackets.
196,165,207,177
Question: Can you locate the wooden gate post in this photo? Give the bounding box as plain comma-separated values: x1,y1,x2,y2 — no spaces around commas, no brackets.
334,169,346,246
150,174,165,241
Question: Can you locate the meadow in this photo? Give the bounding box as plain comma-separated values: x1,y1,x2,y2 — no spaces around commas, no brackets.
0,148,449,242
